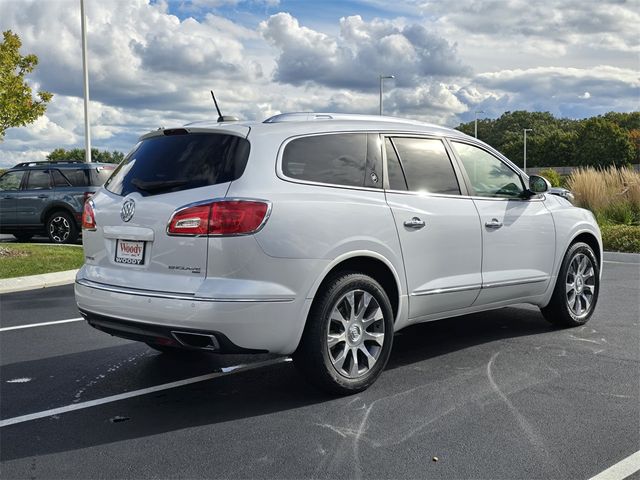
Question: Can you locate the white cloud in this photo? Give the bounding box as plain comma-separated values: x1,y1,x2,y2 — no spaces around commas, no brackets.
0,0,637,167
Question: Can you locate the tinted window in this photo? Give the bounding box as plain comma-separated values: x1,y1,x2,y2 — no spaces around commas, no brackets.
0,171,25,191
364,134,383,188
105,133,250,197
26,170,51,190
391,138,460,195
62,169,90,187
90,165,116,186
385,138,407,191
51,170,71,187
283,134,367,187
451,142,524,198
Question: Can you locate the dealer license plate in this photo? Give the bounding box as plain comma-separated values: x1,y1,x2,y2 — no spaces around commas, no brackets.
115,239,145,265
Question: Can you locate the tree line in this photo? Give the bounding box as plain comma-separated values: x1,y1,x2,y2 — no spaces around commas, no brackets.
456,111,639,168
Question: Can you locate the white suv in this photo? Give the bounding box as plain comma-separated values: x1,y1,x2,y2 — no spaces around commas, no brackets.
75,113,602,394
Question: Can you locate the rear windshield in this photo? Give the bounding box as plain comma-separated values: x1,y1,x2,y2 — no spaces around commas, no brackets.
89,165,116,186
104,133,250,196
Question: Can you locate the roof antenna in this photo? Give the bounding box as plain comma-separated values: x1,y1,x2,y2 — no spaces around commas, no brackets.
211,90,238,123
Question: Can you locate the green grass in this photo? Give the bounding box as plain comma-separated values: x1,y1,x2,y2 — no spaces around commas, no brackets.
0,244,84,279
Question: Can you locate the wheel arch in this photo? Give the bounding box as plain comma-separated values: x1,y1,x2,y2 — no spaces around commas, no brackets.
41,203,78,226
306,251,404,323
568,230,602,271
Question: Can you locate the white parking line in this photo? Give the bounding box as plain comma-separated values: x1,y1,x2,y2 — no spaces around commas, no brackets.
0,317,84,332
588,451,640,480
0,357,288,428
603,260,639,265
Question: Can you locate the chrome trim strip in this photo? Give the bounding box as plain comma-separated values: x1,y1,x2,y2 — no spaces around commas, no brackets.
412,284,481,296
411,276,549,296
76,278,295,303
482,276,549,289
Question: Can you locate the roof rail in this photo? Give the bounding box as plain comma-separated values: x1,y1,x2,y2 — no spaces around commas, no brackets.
12,160,86,168
262,112,435,126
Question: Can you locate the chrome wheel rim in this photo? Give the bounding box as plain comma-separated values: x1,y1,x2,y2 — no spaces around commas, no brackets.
326,289,385,379
49,216,70,243
566,253,596,317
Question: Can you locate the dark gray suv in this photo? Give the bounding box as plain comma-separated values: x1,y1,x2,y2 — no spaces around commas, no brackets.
0,160,115,243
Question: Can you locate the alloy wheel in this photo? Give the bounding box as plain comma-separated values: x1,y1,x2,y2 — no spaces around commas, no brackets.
326,289,385,379
49,216,71,243
566,253,596,317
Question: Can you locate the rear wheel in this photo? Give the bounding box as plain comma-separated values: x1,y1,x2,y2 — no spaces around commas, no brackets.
293,272,394,395
46,211,78,244
13,233,33,242
541,242,600,327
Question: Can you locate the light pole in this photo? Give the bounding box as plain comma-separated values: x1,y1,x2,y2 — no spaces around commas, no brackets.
80,0,91,163
523,128,533,172
474,110,484,138
379,75,394,116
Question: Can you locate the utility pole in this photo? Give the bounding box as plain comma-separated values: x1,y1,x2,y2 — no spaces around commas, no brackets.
81,0,91,163
523,128,533,172
474,110,484,138
379,75,394,115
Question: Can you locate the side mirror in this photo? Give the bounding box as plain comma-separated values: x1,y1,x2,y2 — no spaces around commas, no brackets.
528,175,551,194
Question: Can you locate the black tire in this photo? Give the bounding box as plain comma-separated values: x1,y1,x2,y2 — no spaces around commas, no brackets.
13,233,33,242
46,211,78,244
293,272,394,395
541,242,600,327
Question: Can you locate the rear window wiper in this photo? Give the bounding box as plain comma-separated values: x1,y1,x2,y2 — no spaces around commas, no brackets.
131,179,188,193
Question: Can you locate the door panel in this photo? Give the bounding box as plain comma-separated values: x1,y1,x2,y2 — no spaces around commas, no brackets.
387,193,482,318
0,170,26,226
472,198,555,303
448,140,556,304
384,136,482,319
15,170,52,226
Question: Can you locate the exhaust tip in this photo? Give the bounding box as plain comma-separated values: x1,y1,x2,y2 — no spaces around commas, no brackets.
171,331,220,351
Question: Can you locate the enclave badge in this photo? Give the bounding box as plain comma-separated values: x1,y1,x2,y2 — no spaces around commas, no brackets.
121,199,135,222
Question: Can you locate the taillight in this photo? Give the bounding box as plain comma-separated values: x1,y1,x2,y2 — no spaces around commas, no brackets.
82,200,96,230
167,200,270,236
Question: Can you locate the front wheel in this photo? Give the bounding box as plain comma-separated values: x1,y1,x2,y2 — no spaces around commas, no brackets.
293,272,394,395
541,242,600,327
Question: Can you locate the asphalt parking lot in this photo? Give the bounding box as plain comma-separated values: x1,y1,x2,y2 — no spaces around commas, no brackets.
1,259,638,479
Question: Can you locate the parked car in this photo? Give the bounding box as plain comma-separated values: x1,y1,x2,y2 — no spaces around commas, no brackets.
75,113,602,394
0,160,116,243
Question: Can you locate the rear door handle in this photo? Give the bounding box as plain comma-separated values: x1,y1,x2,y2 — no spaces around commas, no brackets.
485,218,503,229
37,194,49,199
404,217,426,229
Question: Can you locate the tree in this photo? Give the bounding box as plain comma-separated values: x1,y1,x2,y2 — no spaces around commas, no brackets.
0,30,52,139
47,148,125,164
574,118,635,167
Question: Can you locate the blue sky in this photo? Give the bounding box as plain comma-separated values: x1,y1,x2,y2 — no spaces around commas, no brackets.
0,0,638,167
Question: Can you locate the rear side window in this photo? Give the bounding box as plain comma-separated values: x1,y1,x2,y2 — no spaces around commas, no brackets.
62,169,90,187
282,133,368,187
51,169,71,187
105,133,250,197
390,138,460,195
385,138,408,191
26,170,51,190
90,166,116,186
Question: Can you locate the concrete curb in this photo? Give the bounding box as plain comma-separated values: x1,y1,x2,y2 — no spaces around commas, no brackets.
0,269,79,295
0,251,637,296
603,251,640,264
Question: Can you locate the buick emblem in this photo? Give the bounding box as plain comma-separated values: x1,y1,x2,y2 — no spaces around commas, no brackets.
121,199,135,222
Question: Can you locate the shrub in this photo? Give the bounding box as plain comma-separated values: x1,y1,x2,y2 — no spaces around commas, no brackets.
538,168,562,187
600,225,640,253
567,166,640,225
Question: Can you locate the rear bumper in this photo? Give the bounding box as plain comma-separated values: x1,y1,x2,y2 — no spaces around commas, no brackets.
75,279,312,355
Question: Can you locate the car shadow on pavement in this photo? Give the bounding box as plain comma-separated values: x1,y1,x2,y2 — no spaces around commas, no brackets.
1,306,557,462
